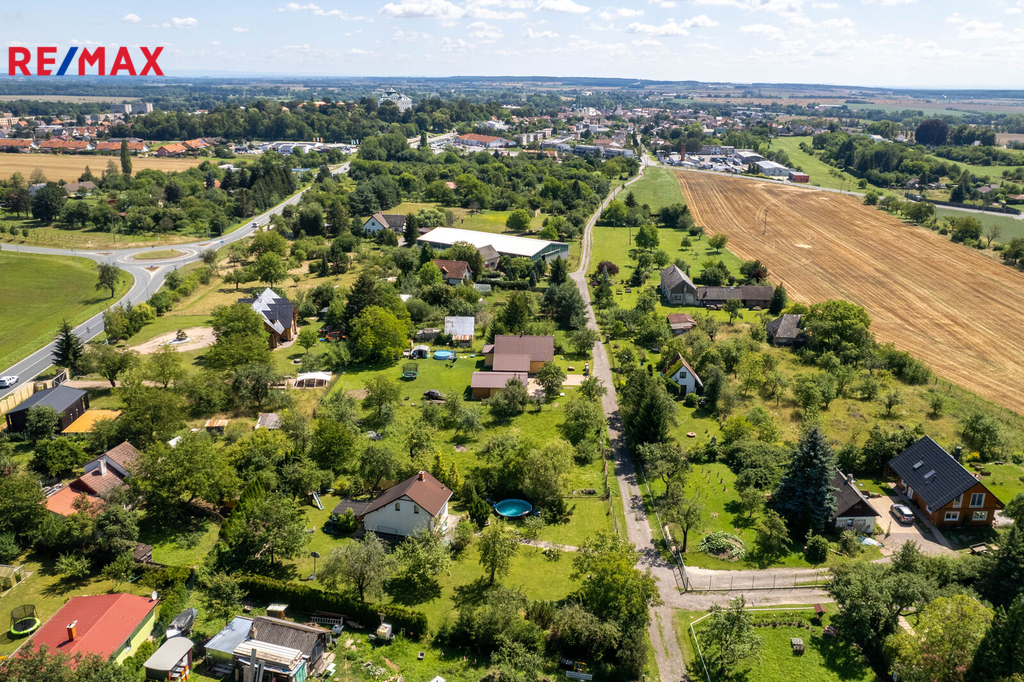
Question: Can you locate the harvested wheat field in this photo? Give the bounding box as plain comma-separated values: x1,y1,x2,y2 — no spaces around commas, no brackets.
0,154,204,183
675,170,1024,415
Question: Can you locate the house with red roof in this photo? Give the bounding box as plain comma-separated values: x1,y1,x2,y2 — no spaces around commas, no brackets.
331,471,452,538
28,593,158,665
44,442,140,517
155,143,187,157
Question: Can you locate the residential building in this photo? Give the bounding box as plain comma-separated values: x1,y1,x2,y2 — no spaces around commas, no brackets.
432,259,472,285
29,594,159,664
766,314,804,346
239,288,297,349
457,133,513,148
37,139,93,153
110,103,133,115
5,385,88,433
63,181,96,196
696,285,773,308
378,89,412,112
478,244,500,269
666,354,703,395
483,335,555,373
889,437,1004,528
831,469,880,532
155,143,187,157
94,141,148,154
230,616,331,680
419,227,568,263
332,471,453,538
362,213,406,235
0,138,35,151
659,265,698,305
471,371,528,399
666,313,697,335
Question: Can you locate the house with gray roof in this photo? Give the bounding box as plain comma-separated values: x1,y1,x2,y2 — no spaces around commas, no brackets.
239,288,297,349
659,265,697,305
766,314,804,346
831,469,879,532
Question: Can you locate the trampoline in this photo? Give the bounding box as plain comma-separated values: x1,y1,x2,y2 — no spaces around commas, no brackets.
494,499,533,518
402,362,419,379
10,605,41,637
433,350,454,360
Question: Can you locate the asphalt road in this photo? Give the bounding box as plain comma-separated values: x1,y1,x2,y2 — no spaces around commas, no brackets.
0,162,349,400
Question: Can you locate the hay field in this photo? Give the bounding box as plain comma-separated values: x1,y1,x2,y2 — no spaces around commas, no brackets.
0,154,203,182
675,170,1024,415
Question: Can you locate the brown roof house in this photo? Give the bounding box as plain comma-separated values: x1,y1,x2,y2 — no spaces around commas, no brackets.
471,371,528,399
667,313,696,335
432,259,473,285
660,265,698,305
45,442,140,517
666,354,703,396
362,213,406,235
483,335,554,374
831,469,880,532
332,471,453,539
239,288,297,349
889,437,1004,528
766,314,804,346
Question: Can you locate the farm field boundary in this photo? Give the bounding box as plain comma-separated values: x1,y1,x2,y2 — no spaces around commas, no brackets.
675,170,1024,416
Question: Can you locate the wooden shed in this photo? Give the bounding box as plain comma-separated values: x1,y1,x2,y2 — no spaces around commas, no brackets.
4,385,89,433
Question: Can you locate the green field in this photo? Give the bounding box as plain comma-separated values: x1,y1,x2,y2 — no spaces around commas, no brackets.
934,207,1024,242
623,166,684,211
0,252,132,369
768,137,889,194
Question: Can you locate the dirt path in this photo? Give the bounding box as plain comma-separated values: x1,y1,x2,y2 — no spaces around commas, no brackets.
130,327,215,354
675,170,1024,416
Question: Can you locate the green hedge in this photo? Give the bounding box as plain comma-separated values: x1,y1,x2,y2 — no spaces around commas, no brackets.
238,575,428,640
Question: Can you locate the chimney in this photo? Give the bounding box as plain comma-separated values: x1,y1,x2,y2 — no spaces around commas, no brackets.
99,459,107,476
418,472,425,481
67,620,78,641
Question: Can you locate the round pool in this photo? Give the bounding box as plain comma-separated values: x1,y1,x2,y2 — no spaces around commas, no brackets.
494,499,533,518
433,350,454,360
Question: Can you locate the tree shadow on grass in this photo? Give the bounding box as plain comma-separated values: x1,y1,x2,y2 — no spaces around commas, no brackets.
450,576,491,609
811,633,873,680
385,575,442,607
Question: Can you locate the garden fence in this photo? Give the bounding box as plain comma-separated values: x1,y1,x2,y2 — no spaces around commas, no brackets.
696,570,827,592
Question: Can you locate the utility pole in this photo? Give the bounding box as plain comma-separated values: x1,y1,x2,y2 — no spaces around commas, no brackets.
763,207,768,235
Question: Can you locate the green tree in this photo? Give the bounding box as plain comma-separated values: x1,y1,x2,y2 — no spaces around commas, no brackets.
505,208,532,232
146,344,184,388
708,233,729,253
536,361,566,398
548,256,569,285
320,532,392,601
232,494,308,563
571,532,661,634
701,595,762,676
803,299,873,364
418,261,444,287
349,306,406,363
297,327,318,352
882,389,905,417
52,319,84,371
888,594,991,682
634,224,659,250
487,377,530,420
31,438,86,479
31,183,66,222
25,405,61,443
664,485,705,552
394,526,451,588
101,552,136,590
602,200,628,225
55,552,90,579
200,572,245,620
723,298,742,323
120,139,132,177
206,303,271,370
358,442,401,493
570,327,599,357
478,521,520,585
0,472,46,543
619,367,677,447
563,396,605,445
755,509,791,558
253,252,288,286
771,427,837,537
90,345,139,387
135,433,237,511
363,375,401,423
769,287,788,317
970,596,1024,681
232,362,280,409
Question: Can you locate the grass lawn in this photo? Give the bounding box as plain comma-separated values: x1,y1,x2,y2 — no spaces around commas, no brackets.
767,137,890,195
0,252,132,369
625,166,684,212
388,202,547,235
678,604,876,682
534,496,613,547
934,206,1024,242
133,249,185,260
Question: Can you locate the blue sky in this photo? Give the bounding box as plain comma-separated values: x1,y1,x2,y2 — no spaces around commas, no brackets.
4,1,1024,87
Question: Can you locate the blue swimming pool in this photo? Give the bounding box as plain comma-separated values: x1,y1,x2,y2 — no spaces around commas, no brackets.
433,350,454,360
494,499,533,518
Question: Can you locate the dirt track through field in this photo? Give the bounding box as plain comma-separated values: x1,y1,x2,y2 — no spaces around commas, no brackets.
675,171,1024,415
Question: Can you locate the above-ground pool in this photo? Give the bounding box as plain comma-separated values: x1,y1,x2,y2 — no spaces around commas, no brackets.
433,350,454,360
494,499,533,518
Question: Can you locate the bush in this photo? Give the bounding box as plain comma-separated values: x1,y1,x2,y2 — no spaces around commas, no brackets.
697,531,746,560
683,393,698,407
804,534,830,564
238,575,428,639
839,530,860,556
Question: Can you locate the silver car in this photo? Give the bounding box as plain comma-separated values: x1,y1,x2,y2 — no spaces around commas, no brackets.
891,503,915,524
0,375,19,388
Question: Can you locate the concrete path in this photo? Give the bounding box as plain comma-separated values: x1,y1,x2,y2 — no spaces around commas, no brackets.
571,158,690,682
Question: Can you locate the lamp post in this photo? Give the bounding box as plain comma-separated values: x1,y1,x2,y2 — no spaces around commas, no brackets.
310,551,320,580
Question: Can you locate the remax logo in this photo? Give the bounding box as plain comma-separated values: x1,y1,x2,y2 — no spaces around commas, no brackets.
7,47,164,76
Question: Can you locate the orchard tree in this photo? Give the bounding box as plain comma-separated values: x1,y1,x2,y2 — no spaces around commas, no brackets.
701,596,762,676
755,509,791,558
888,594,991,682
505,208,532,232
708,233,729,253
536,361,566,398
478,521,520,585
253,252,288,286
147,345,185,387
363,375,401,423
320,532,393,601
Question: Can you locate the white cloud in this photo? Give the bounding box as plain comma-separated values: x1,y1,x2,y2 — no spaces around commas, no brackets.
739,23,785,39
684,14,719,27
279,2,318,10
527,27,559,37
958,19,1005,40
626,19,687,35
1008,7,1023,14
121,13,141,23
860,0,916,4
232,26,249,32
632,38,661,45
821,16,854,33
380,0,466,18
347,47,371,54
812,1,838,7
599,6,643,20
170,17,198,28
945,12,967,24
536,0,591,13
692,0,802,13
439,36,474,50
657,0,675,5
70,39,102,45
469,20,504,37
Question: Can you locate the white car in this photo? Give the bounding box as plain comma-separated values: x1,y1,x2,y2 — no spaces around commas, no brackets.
0,375,19,388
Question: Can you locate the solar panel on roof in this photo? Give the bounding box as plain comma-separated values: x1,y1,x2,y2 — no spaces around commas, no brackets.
913,461,924,469
923,470,935,479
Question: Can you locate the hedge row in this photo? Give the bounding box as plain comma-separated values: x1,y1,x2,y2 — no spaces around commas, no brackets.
238,575,428,640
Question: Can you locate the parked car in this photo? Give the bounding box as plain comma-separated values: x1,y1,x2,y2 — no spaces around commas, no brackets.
423,389,445,400
0,375,19,388
891,503,915,524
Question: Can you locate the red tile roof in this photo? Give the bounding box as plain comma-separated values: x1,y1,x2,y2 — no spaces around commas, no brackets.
156,143,187,155
44,487,104,517
0,138,34,147
432,259,471,280
99,441,140,471
363,471,452,517
29,594,158,663
71,469,125,497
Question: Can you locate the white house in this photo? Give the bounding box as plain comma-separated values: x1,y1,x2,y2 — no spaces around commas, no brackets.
362,212,406,235
666,354,703,395
83,441,140,478
378,89,412,112
336,471,453,538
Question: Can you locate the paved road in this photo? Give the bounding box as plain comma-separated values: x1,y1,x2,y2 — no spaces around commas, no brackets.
0,163,349,401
